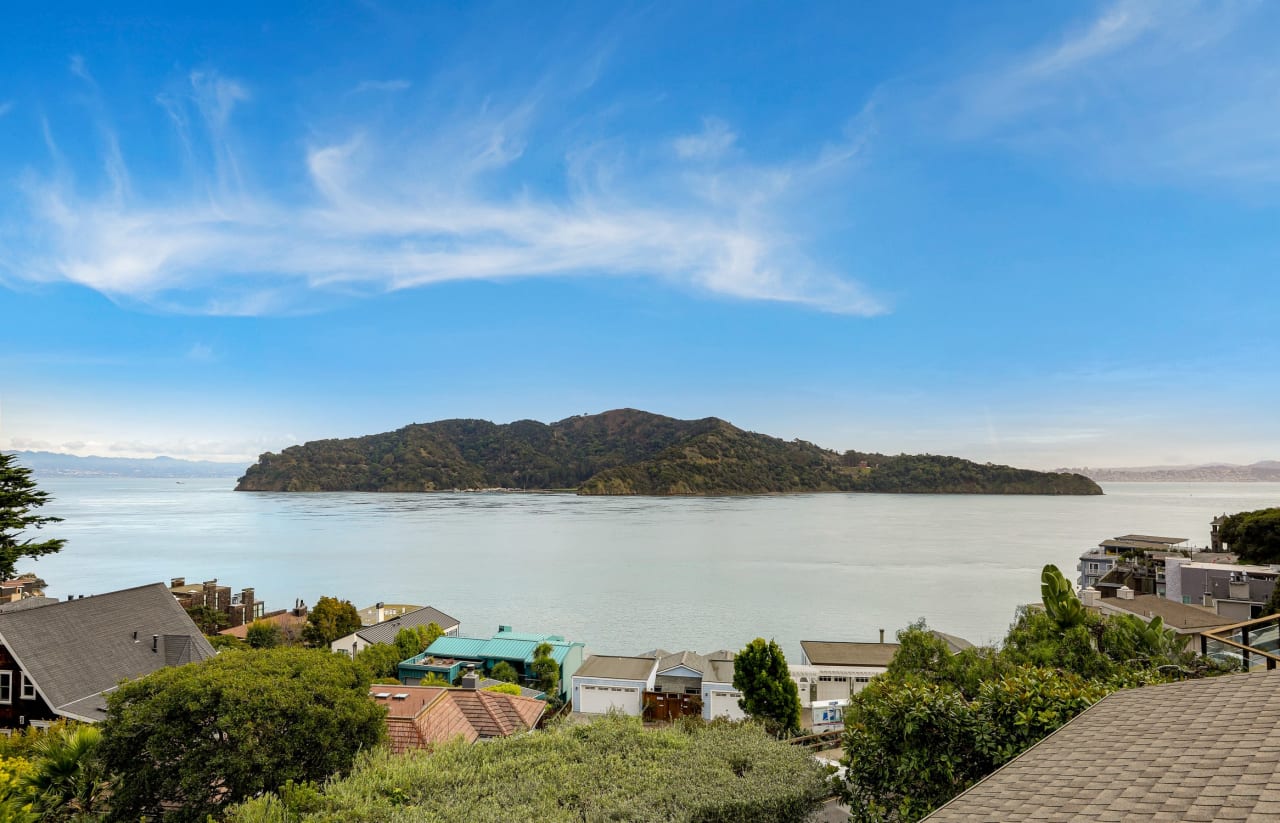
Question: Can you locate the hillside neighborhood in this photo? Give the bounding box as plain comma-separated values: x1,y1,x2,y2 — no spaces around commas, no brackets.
0,511,1279,820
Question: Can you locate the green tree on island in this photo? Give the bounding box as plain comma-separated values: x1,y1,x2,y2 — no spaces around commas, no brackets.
99,648,385,822
301,596,362,648
733,638,802,738
0,453,66,581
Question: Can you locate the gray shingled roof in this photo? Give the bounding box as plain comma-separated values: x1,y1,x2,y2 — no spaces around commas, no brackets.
656,651,707,675
1094,595,1235,632
923,670,1280,822
0,583,215,721
703,659,736,685
575,655,658,682
355,605,459,646
801,640,900,667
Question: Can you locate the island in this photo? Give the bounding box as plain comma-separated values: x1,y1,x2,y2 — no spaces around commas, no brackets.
235,409,1103,496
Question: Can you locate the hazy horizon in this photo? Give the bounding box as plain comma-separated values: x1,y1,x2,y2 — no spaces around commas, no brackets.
2,2,1277,469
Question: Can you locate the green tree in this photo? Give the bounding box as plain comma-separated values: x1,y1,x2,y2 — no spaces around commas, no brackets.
354,643,403,681
490,661,520,683
530,642,560,701
1219,508,1280,563
393,622,444,661
245,620,282,650
226,715,827,823
20,723,111,822
0,453,66,581
98,647,386,822
301,597,361,648
733,638,802,738
186,605,230,635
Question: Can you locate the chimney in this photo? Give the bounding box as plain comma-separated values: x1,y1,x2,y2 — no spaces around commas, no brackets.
461,663,479,690
375,603,386,623
1117,585,1135,600
878,628,885,644
171,577,185,588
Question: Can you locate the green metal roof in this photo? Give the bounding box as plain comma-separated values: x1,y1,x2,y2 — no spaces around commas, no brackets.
424,632,581,665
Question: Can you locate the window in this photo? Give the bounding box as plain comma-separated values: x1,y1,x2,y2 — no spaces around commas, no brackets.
684,687,699,695
0,672,11,704
19,673,34,701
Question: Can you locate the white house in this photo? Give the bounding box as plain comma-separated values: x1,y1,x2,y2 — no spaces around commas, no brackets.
571,655,658,716
331,605,460,657
794,638,900,707
700,658,745,721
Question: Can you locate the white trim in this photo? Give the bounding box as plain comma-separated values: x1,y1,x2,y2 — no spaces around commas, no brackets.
0,628,79,716
19,672,34,700
0,671,11,705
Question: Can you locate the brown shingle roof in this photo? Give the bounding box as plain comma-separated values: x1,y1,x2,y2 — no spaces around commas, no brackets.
801,640,899,668
575,655,658,681
924,669,1280,822
218,610,307,640
370,686,545,752
1094,595,1235,632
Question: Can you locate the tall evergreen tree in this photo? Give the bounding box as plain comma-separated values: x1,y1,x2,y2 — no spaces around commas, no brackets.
0,453,65,581
733,638,802,738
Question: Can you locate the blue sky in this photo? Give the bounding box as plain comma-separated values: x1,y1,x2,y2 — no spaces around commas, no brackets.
1,0,1277,469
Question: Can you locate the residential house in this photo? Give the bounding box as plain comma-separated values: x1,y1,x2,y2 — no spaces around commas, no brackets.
401,626,585,701
0,577,45,603
219,599,309,643
1165,559,1279,621
0,583,215,729
331,605,460,657
794,633,900,707
1080,587,1235,650
923,669,1280,821
357,602,423,626
370,680,545,753
1076,534,1190,590
632,650,743,722
570,655,658,716
169,577,264,629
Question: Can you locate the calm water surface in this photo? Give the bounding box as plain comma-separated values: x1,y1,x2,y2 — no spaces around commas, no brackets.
29,478,1280,659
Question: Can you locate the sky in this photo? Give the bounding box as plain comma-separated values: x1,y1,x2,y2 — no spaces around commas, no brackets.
1,0,1277,470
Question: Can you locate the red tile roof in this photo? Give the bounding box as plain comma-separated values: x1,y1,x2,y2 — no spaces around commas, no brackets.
370,686,545,753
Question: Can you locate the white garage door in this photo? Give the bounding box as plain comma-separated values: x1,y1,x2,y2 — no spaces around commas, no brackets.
708,690,746,720
579,684,642,715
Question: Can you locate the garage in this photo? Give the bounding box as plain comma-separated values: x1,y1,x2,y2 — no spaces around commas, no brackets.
578,684,642,715
571,655,659,716
706,689,746,720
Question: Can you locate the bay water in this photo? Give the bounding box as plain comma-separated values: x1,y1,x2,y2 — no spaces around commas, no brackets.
29,478,1280,660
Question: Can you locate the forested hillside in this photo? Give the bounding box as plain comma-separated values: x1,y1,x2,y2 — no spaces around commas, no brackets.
236,409,1102,496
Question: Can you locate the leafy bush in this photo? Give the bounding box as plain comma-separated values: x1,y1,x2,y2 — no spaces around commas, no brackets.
227,715,827,823
99,648,385,822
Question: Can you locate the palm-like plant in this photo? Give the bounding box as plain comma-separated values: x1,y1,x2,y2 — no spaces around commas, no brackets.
20,724,111,821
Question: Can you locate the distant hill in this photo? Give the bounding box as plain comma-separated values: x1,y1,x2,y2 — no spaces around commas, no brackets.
1060,461,1280,482
236,410,1102,496
10,451,246,479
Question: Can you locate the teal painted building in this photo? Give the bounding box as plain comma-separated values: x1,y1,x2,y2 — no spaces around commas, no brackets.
399,626,585,701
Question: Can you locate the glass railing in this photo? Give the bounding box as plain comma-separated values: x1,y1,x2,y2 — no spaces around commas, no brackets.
1201,614,1280,671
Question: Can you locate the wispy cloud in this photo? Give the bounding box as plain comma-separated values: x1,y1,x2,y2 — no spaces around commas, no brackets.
674,117,736,160
946,0,1280,184
3,68,884,317
348,79,411,95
